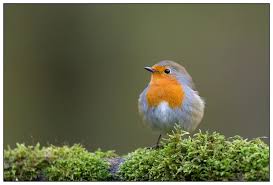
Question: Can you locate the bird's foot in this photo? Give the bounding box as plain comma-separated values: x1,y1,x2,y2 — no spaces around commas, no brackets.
148,143,163,150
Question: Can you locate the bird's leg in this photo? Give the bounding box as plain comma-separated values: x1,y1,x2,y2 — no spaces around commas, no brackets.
149,134,162,149
156,134,162,147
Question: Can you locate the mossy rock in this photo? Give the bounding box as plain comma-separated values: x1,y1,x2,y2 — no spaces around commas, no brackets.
118,126,269,181
4,144,116,181
4,126,269,181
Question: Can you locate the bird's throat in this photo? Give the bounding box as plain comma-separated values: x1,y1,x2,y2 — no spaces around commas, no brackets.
146,75,184,108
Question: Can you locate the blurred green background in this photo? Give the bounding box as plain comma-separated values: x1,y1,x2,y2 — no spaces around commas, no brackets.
4,4,269,154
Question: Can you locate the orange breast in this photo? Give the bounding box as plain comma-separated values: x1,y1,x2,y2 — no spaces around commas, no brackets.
146,74,184,108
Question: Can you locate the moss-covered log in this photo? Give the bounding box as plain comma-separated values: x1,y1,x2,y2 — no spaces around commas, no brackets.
4,126,269,181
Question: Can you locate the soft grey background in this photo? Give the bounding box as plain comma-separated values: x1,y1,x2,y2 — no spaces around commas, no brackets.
4,4,269,154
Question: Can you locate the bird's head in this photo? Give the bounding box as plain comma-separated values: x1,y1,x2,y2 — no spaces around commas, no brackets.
144,60,195,89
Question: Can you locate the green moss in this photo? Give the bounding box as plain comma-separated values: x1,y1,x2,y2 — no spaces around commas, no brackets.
4,143,50,181
94,148,118,159
45,145,112,181
4,144,115,181
118,126,269,181
4,126,269,181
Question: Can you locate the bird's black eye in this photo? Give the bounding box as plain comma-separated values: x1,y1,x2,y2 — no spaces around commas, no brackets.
164,68,170,74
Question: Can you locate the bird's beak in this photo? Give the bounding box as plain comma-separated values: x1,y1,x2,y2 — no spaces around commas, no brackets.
144,67,155,73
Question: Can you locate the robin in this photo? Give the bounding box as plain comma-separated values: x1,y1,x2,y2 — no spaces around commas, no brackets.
138,60,205,146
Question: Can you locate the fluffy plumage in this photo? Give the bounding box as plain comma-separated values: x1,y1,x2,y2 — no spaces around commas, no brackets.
138,60,205,133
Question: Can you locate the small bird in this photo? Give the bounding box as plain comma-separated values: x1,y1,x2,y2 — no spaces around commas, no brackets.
138,60,205,146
